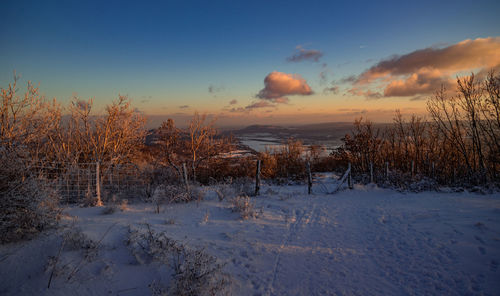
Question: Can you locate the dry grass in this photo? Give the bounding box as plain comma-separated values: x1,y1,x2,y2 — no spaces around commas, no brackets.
230,195,257,220
127,225,230,295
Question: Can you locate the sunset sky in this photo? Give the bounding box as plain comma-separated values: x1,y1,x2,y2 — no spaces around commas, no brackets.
1,0,500,127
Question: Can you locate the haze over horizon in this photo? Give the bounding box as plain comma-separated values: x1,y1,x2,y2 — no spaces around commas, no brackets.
1,0,500,127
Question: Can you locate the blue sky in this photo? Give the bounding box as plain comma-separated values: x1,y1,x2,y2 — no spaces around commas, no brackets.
1,0,499,126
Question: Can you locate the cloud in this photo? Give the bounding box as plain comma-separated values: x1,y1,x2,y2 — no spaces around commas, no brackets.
346,88,383,99
208,84,224,94
286,45,323,62
229,99,238,105
340,75,356,84
346,37,500,98
357,37,500,85
179,105,190,109
319,63,330,85
245,100,275,110
226,99,281,113
257,71,313,102
383,68,454,97
319,71,328,85
228,107,246,113
337,108,368,116
323,86,339,94
273,97,290,104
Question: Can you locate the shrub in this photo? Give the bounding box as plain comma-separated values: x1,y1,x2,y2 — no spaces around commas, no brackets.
0,150,61,244
230,195,257,220
127,225,230,295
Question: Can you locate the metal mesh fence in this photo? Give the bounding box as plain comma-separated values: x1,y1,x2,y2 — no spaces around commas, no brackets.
34,162,149,203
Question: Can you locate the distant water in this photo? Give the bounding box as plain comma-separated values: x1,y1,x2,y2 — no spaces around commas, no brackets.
238,133,340,155
238,133,282,151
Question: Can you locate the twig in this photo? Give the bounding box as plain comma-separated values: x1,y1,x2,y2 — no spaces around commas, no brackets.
48,236,66,289
117,287,139,294
66,222,117,281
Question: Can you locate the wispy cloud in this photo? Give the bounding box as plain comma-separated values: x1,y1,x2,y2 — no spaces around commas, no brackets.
319,63,329,85
179,105,190,109
245,100,275,110
340,75,356,84
208,84,224,94
323,86,339,94
257,71,313,102
286,45,323,63
226,100,276,113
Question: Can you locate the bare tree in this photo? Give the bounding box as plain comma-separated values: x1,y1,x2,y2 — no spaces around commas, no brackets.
0,73,61,165
187,112,217,182
157,118,184,177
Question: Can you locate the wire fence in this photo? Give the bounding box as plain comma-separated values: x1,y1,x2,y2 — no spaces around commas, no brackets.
34,162,149,203
33,157,449,205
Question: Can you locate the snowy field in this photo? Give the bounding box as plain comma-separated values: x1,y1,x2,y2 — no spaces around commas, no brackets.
1,179,500,295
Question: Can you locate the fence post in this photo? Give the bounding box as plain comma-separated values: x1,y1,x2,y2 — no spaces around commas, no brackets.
77,168,80,200
385,161,389,181
411,160,415,179
255,159,261,196
182,163,190,193
306,161,312,194
431,162,435,179
96,162,103,206
370,161,374,183
109,167,113,193
348,162,353,189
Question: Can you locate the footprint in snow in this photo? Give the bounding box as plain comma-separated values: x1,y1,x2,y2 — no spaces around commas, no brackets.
478,246,486,255
490,260,498,272
474,235,485,244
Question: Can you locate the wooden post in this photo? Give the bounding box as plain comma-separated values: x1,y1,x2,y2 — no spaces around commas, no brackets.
385,161,389,181
182,163,190,193
347,162,353,189
88,165,92,201
431,162,435,179
66,169,70,202
369,161,374,183
109,167,113,193
96,162,103,206
306,161,312,194
116,165,119,193
77,167,80,200
255,159,261,196
411,160,415,179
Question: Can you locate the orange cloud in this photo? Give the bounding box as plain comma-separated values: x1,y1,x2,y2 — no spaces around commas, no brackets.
257,71,313,101
383,68,455,97
348,37,500,98
273,97,290,104
358,37,500,84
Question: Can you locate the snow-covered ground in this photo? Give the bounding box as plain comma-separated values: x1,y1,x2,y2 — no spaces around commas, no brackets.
1,177,500,295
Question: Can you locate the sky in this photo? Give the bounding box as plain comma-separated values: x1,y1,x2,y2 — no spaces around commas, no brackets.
1,0,500,127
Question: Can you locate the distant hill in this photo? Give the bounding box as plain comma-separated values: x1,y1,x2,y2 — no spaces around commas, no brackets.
146,121,392,150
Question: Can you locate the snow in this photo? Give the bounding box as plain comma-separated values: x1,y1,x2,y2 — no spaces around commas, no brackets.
1,177,500,295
